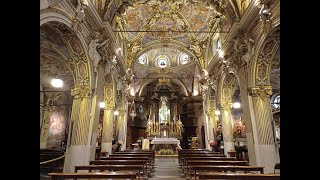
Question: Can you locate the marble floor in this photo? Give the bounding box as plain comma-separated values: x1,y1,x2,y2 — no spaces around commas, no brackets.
149,158,185,180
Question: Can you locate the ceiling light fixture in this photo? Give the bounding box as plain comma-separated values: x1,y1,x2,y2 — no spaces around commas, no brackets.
99,102,105,108
51,79,63,88
233,102,241,109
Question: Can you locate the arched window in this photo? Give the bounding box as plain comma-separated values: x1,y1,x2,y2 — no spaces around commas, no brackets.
179,53,189,64
217,38,221,49
272,95,280,109
157,55,168,68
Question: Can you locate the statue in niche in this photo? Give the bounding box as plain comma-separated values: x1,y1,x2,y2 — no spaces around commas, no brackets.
88,37,108,72
159,96,170,123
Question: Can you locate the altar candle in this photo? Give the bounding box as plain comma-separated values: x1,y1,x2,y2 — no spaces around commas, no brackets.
179,115,180,120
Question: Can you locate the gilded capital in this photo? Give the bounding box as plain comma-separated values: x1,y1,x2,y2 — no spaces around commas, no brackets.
71,85,93,99
249,86,273,99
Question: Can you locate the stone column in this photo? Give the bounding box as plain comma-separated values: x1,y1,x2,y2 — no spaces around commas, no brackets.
238,66,257,165
101,107,114,154
117,109,125,146
101,73,115,154
88,66,105,161
40,105,55,148
207,108,216,151
249,87,280,173
220,103,235,156
202,99,210,150
63,85,93,173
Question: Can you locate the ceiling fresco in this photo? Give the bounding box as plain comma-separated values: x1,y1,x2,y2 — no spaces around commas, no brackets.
270,48,280,92
114,0,231,45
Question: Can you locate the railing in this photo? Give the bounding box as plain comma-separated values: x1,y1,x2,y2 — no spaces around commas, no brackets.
40,153,65,165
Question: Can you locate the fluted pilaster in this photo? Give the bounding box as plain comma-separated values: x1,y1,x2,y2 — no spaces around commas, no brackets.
238,66,257,165
101,108,114,154
250,87,280,173
63,85,93,173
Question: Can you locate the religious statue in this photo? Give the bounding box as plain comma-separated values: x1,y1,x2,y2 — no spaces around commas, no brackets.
75,0,88,23
159,96,169,123
259,3,272,22
88,38,108,72
241,37,255,64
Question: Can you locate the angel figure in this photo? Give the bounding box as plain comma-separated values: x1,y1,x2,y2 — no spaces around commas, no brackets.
259,3,272,22
88,38,108,71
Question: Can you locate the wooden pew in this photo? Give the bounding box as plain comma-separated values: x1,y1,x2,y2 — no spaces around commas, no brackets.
74,165,145,180
178,149,210,164
90,160,149,176
115,152,155,163
48,171,137,180
183,157,236,169
198,172,280,179
109,154,154,167
189,165,264,179
180,154,227,167
185,160,248,174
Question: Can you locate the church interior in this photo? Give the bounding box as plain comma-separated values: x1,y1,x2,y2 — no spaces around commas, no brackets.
40,0,280,179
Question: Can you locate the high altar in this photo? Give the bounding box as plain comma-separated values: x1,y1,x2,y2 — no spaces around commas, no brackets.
145,96,184,153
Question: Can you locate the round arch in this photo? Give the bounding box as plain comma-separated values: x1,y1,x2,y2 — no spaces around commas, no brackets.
40,13,93,89
248,24,280,88
217,71,240,105
137,74,189,97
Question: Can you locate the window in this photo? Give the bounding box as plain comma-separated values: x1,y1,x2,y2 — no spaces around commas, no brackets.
157,55,168,68
179,53,189,64
272,95,280,109
138,54,147,64
217,38,221,49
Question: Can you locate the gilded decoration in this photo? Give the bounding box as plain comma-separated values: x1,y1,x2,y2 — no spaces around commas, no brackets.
71,85,93,99
104,74,115,109
249,86,272,99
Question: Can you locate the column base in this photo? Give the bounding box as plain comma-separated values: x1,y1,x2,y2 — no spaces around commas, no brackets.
223,142,235,156
63,145,91,173
254,144,280,173
101,142,112,155
40,142,47,149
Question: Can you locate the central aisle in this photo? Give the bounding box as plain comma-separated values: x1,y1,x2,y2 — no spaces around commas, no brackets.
149,158,185,180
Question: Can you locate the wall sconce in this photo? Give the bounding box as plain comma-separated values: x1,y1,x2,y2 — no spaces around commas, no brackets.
215,110,221,116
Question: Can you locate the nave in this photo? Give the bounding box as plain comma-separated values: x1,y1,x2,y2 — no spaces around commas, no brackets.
44,149,279,179
40,0,280,178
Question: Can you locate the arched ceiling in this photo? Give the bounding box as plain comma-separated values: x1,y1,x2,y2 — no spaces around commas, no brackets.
133,46,200,96
40,22,74,91
113,0,232,46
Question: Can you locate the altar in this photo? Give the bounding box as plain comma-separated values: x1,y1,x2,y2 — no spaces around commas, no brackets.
151,138,180,145
150,138,180,152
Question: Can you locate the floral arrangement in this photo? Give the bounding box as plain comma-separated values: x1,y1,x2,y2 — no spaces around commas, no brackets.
233,117,246,137
159,149,174,155
209,141,218,147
